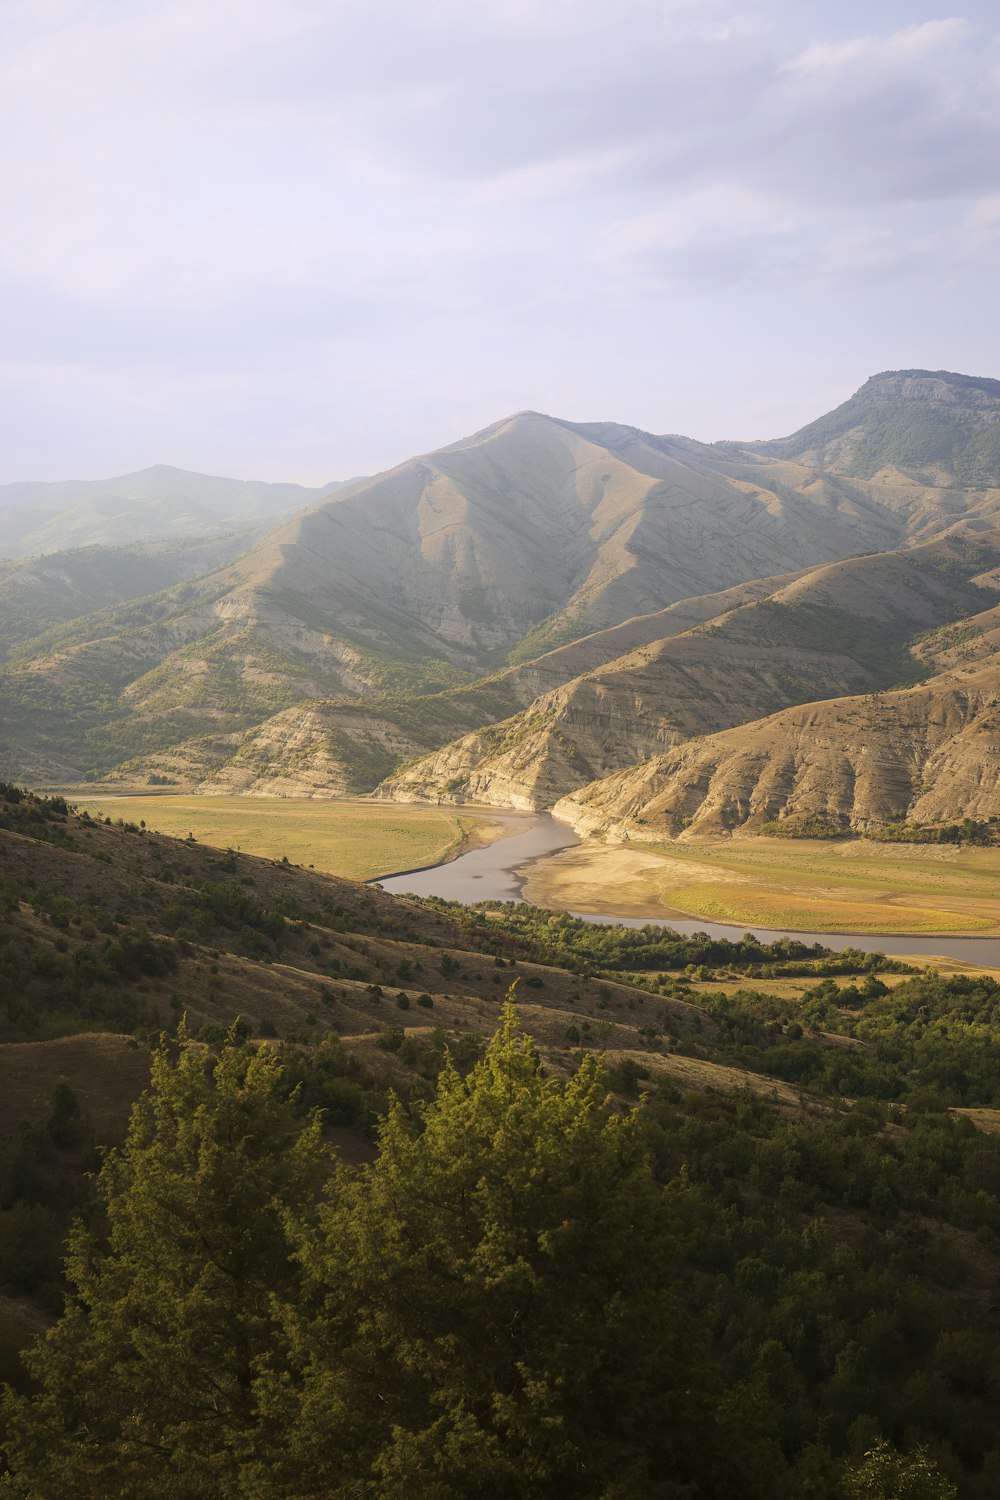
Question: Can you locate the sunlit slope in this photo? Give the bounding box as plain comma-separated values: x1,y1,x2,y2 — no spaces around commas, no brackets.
553,656,1000,840
8,369,1000,788
379,534,1000,810
101,574,798,795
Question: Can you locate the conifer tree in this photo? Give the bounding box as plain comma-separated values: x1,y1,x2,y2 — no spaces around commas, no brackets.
265,1000,754,1498
1,1030,328,1500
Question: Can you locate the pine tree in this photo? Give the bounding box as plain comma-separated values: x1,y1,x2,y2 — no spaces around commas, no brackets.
1,1030,328,1499
266,1000,753,1498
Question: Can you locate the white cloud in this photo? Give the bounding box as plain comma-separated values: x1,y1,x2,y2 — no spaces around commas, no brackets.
595,185,796,288
783,17,971,76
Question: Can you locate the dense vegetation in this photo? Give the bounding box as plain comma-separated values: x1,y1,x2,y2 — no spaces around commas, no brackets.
2,1016,983,1498
2,788,1000,1494
759,816,998,845
432,898,902,979
685,972,1000,1108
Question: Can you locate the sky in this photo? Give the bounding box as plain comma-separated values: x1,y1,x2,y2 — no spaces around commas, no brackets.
2,0,1000,485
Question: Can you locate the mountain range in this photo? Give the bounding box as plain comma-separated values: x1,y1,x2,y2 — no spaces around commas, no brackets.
0,464,353,558
6,368,1000,837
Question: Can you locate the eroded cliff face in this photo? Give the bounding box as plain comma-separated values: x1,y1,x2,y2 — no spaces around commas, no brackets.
96,573,803,798
552,664,1000,841
377,536,1000,814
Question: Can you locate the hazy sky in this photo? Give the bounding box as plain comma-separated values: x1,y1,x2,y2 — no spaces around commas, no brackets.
3,0,1000,484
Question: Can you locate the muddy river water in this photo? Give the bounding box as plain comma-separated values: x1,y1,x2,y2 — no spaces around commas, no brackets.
377,813,1000,964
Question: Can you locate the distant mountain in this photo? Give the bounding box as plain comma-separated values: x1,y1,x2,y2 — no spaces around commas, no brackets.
7,369,1000,804
745,369,1000,486
0,465,353,558
0,533,265,663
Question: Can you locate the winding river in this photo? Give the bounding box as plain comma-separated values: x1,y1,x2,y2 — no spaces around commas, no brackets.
377,813,1000,965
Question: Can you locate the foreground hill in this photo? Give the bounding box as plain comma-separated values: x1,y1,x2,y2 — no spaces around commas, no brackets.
4,789,1000,1495
7,369,1000,791
0,784,715,1066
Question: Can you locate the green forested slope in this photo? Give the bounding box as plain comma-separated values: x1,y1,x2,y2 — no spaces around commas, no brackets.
0,792,999,1493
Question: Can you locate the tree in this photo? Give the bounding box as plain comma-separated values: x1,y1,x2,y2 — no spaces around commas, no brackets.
1,1030,328,1499
3,1006,780,1498
844,1440,958,1500
264,1000,762,1499
45,1080,83,1147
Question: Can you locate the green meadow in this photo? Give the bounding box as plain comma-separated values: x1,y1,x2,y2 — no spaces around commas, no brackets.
76,796,469,881
646,837,1000,933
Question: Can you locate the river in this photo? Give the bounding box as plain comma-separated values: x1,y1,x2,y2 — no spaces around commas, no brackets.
377,813,1000,964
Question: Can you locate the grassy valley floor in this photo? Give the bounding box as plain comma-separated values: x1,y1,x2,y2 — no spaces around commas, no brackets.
523,836,1000,935
74,795,505,882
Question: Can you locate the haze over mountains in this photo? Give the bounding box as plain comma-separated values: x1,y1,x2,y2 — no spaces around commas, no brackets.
7,368,1000,836
0,465,353,558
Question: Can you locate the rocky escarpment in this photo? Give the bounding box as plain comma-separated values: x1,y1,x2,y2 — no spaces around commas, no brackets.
377,535,1000,812
553,662,1000,840
748,368,1000,486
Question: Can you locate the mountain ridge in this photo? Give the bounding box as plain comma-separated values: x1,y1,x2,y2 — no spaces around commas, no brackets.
0,465,357,559
745,368,1000,485
375,533,1000,811
8,368,1000,812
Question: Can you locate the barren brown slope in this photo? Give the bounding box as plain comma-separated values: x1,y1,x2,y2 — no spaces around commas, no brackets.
227,409,919,659
10,372,1000,789
101,573,803,795
553,657,1000,841
377,535,1000,811
7,412,875,783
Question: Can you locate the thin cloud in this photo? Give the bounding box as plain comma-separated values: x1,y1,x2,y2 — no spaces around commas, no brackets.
1,1,999,481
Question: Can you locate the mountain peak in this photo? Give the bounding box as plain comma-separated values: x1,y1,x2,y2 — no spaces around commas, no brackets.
754,368,1000,484
860,368,1000,399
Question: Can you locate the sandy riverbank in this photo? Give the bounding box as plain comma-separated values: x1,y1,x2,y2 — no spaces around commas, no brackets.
521,837,1000,937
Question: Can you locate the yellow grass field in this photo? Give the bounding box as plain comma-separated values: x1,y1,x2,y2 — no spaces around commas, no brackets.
524,836,1000,935
75,796,473,881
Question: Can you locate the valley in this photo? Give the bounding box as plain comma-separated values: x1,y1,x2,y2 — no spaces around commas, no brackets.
10,368,1000,951
63,792,1000,942
74,794,508,882
12,3,1000,1485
